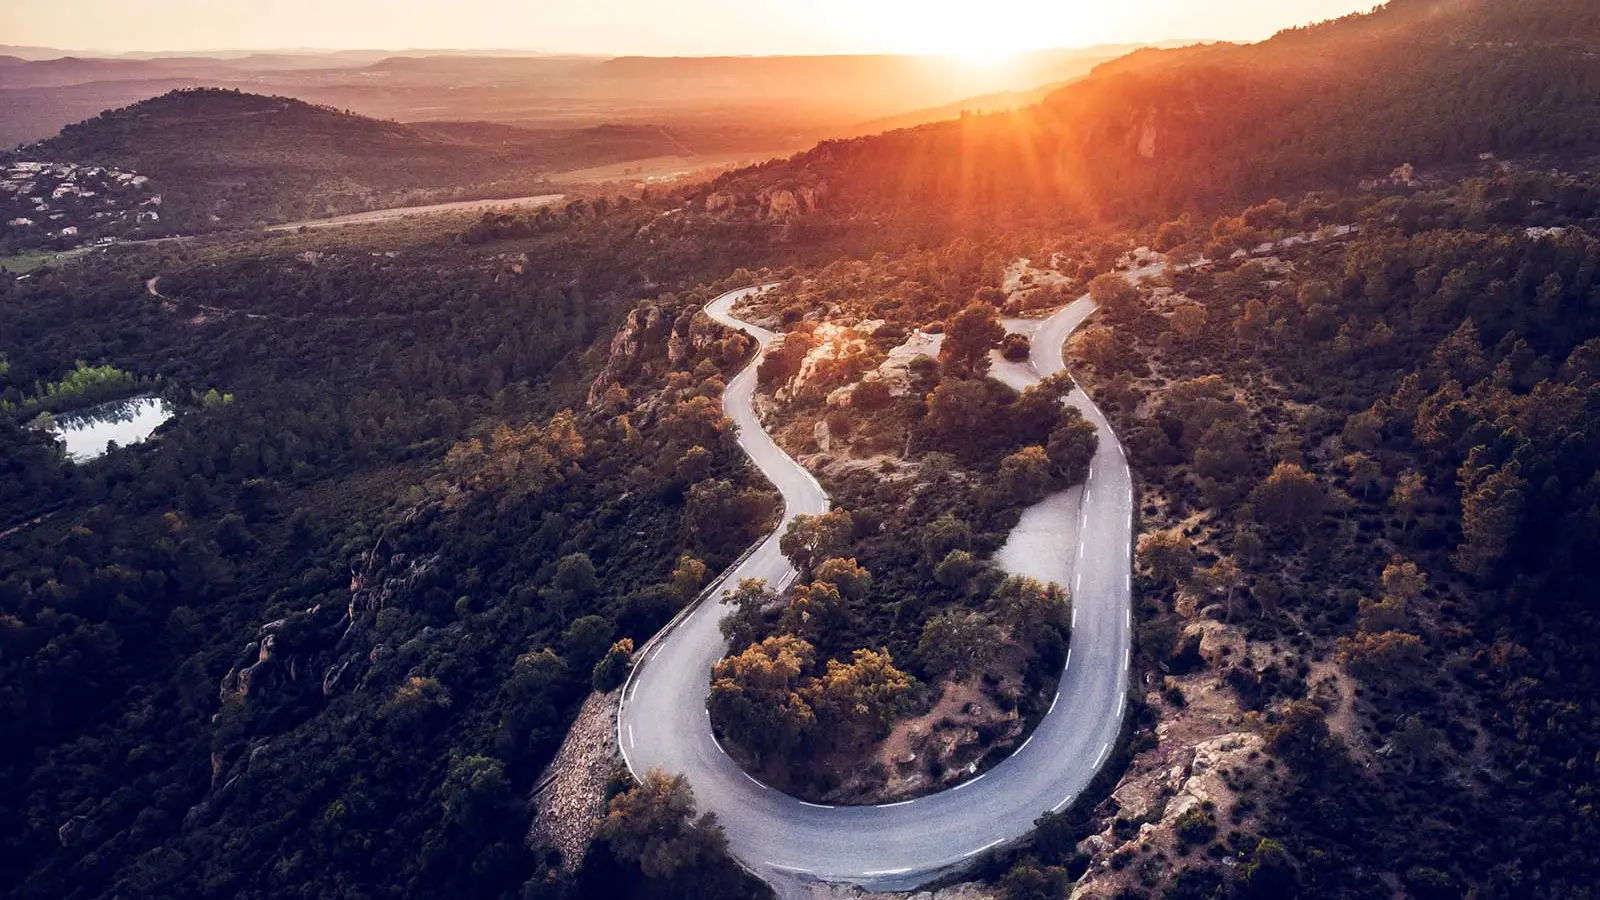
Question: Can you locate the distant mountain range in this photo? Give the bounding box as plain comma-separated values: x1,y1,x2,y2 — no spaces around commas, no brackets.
0,43,1191,149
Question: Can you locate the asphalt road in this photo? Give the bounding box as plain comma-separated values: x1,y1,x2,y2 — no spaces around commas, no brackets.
616,274,1147,892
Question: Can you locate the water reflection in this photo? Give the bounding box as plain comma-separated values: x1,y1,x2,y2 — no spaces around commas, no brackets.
47,396,175,462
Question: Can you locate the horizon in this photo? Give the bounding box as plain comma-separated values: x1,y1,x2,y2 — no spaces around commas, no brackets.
2,0,1379,59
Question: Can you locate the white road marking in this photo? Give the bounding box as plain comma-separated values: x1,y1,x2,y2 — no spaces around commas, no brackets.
952,772,989,791
1095,743,1111,768
1049,691,1061,714
627,725,635,748
879,799,916,808
1018,733,1036,754
1053,791,1076,812
863,867,913,876
711,733,725,754
1117,695,1126,719
1066,648,1073,670
964,838,1005,858
743,772,770,790
798,801,834,809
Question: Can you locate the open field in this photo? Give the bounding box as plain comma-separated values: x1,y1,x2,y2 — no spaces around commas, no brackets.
266,193,567,231
0,247,93,275
549,149,798,185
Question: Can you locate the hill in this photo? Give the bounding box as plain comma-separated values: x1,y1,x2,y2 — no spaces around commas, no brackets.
713,0,1600,222
0,45,1170,149
20,89,687,230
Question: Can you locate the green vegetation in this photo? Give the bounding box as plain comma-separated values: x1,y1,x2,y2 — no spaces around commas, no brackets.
705,246,1104,801
0,359,143,418
0,249,93,275
1084,168,1600,896
7,0,1600,896
28,89,574,233
0,192,817,900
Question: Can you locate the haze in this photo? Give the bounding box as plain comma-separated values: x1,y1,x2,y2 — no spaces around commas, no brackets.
5,0,1378,57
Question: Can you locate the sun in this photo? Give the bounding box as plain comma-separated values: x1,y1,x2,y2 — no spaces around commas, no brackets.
952,40,1021,64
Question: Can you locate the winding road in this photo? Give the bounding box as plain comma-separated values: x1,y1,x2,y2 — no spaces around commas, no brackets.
617,269,1152,893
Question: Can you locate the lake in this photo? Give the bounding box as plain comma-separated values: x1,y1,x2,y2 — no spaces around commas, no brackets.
47,396,175,462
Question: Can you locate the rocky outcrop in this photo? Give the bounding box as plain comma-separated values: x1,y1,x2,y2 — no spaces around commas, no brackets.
1072,731,1266,899
58,815,87,847
528,691,620,869
587,299,742,407
706,191,738,214
764,188,800,219
201,510,442,829
589,303,676,405
1136,109,1159,159
757,182,825,220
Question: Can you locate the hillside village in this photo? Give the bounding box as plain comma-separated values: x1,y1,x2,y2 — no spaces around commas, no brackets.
0,160,163,252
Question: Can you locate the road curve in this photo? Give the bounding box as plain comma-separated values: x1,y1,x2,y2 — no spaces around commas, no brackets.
617,276,1142,892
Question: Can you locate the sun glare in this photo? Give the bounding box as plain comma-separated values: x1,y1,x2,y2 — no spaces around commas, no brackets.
952,41,1020,65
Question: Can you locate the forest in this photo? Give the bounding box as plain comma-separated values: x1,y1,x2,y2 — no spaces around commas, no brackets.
0,195,852,900
13,89,581,234
704,263,1099,800
1043,169,1600,898
6,0,1600,898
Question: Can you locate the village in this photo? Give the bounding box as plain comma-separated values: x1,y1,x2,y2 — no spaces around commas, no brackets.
0,159,163,252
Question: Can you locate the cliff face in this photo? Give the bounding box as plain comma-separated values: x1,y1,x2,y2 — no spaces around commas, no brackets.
700,180,827,220
196,506,445,827
587,295,752,407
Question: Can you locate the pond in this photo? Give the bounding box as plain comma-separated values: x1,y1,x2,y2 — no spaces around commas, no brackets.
45,395,175,462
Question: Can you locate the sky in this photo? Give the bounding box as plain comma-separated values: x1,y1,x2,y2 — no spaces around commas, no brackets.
1,0,1380,57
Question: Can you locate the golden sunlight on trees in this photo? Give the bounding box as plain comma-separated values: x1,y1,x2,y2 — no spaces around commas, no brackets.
943,301,1005,377
780,510,856,580
591,638,635,692
808,648,917,750
813,557,873,602
718,578,780,649
1139,529,1198,589
1089,273,1140,319
1454,450,1526,579
598,770,727,880
1251,462,1326,533
709,635,817,763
